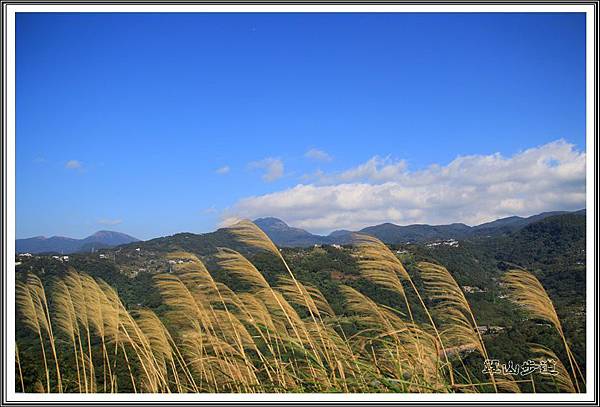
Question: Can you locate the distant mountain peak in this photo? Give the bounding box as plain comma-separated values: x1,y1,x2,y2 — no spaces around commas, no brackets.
83,230,139,245
88,230,137,239
16,230,140,254
254,217,290,228
255,217,284,222
328,229,352,238
251,209,585,247
253,217,325,247
92,230,113,236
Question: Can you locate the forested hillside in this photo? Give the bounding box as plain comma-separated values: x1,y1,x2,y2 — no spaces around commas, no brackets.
15,213,586,393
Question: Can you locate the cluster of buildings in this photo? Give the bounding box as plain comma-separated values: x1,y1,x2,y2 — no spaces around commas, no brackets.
313,244,344,250
17,252,70,261
168,258,192,265
477,325,505,335
462,285,486,294
425,239,460,248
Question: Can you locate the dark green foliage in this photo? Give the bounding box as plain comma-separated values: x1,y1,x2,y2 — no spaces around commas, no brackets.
15,213,586,392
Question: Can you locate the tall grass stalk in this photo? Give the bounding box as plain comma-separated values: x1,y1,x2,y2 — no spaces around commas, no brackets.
14,220,583,394
502,270,583,392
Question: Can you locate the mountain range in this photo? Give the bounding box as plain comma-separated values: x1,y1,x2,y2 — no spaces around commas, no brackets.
254,209,586,247
16,209,585,253
16,231,139,254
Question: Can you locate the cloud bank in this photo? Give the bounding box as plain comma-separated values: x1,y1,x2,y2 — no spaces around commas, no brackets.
224,140,586,233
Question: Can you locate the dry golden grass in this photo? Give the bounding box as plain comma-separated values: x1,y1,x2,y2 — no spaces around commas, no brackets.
502,269,584,392
529,344,576,393
14,220,582,394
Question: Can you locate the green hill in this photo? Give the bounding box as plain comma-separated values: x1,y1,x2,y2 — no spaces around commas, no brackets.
15,212,587,393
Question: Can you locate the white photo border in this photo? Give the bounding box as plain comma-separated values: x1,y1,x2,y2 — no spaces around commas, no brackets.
1,1,597,404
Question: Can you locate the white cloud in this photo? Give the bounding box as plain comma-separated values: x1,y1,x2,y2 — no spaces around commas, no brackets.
337,156,407,182
224,140,586,233
65,160,82,170
215,165,230,175
97,219,122,226
305,148,333,162
302,156,407,184
249,157,284,182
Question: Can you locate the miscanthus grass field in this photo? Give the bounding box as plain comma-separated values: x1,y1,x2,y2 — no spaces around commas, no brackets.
15,221,584,394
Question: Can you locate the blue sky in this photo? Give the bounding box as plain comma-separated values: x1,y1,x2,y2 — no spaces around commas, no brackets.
16,12,586,239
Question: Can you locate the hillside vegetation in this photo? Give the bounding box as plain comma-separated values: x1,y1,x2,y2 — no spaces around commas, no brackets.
15,214,586,393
